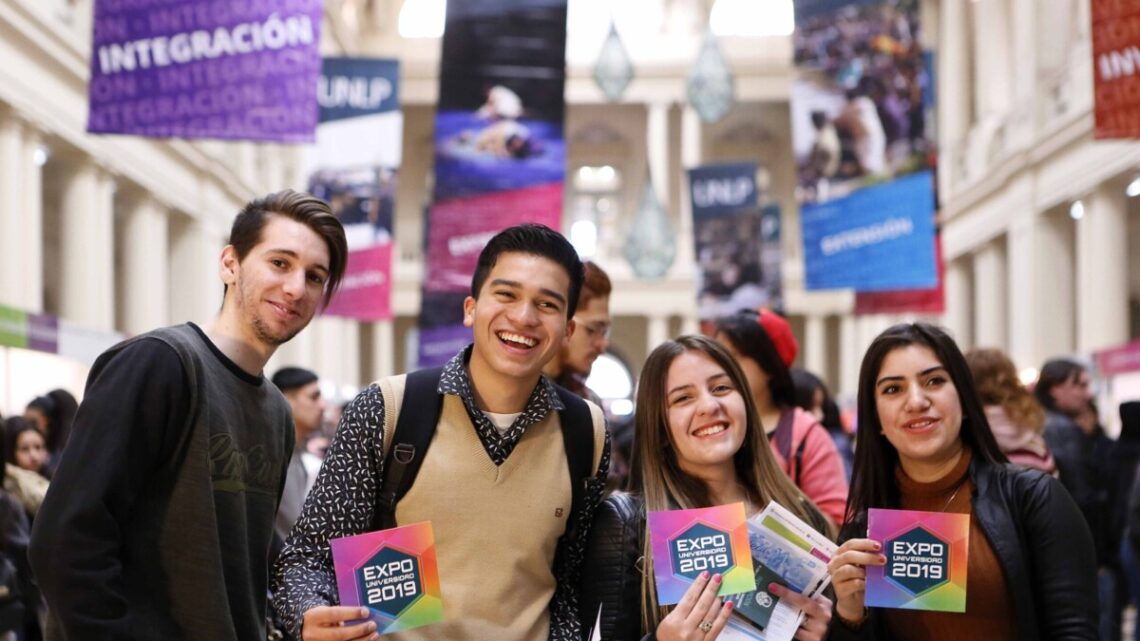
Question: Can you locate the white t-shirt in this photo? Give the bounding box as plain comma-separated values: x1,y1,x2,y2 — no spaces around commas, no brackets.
482,410,523,435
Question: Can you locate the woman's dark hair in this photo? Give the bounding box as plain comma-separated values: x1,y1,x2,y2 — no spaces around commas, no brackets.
1034,358,1086,412
714,310,795,408
26,389,77,455
842,323,1006,539
470,223,584,319
790,368,843,433
4,416,44,470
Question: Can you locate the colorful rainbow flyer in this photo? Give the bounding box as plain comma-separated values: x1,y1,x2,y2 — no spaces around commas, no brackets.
865,508,969,612
330,521,444,634
647,503,755,605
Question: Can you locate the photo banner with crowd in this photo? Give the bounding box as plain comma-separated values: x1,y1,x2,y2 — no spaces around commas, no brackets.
306,57,401,321
688,162,783,321
1092,0,1140,138
417,0,570,367
87,0,324,141
791,0,938,293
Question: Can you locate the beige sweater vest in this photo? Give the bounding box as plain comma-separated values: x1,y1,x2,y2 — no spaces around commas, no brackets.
378,374,605,641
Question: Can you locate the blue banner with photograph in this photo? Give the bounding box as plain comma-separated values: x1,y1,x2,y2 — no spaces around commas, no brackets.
689,162,782,318
801,170,936,291
791,0,936,291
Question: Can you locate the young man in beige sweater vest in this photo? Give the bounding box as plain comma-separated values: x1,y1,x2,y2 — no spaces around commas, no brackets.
273,224,611,641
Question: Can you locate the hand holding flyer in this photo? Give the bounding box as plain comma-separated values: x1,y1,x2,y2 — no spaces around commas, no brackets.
330,521,444,634
865,508,969,612
721,502,836,641
646,503,756,605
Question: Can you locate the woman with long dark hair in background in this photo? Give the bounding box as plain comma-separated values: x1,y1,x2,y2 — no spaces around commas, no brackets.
714,310,848,527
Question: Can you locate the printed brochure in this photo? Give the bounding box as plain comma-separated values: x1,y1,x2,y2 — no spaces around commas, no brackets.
865,508,969,612
647,503,756,605
722,501,837,641
330,521,444,634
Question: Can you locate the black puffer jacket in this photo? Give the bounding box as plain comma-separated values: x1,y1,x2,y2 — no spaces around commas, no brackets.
830,457,1098,641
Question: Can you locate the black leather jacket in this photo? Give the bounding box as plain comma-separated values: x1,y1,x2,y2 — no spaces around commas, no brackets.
580,492,647,641
830,457,1098,641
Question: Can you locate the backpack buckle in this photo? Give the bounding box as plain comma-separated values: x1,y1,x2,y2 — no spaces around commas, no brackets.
393,443,416,464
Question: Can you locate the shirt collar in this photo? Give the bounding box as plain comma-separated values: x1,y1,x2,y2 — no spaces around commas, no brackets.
438,344,565,414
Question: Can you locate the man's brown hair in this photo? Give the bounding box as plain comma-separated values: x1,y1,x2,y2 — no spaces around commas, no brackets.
226,190,348,308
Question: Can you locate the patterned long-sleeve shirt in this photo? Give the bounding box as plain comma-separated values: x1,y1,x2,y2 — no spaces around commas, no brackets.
272,346,611,640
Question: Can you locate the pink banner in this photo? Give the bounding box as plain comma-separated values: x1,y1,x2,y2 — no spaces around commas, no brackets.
324,244,392,320
1097,340,1140,376
424,183,562,294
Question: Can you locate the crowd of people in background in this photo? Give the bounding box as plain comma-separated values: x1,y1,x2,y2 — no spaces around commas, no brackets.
0,193,1135,641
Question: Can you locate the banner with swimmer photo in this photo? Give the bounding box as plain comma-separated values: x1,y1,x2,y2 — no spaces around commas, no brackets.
417,0,569,367
87,0,323,141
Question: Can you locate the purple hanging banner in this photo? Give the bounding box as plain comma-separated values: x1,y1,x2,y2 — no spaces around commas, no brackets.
417,0,569,367
87,0,324,142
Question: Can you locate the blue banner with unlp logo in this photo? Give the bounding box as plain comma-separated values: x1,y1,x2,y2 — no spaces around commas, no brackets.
688,162,782,318
801,170,936,292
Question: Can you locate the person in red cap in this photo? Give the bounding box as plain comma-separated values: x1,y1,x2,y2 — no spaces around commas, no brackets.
714,309,849,528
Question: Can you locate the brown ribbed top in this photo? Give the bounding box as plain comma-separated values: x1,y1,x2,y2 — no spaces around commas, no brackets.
882,449,1017,641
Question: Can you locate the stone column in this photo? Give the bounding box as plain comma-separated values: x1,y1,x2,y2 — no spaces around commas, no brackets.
838,315,859,399
0,110,23,309
168,216,220,327
972,239,1007,348
1008,209,1074,368
804,314,827,377
937,0,970,192
942,257,973,347
971,0,1013,119
60,160,115,330
372,320,395,380
1076,184,1129,353
20,128,44,312
647,314,669,356
119,196,170,335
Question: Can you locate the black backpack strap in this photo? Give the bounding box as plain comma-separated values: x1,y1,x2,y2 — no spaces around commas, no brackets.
768,408,795,466
554,385,596,544
374,367,445,530
793,428,810,487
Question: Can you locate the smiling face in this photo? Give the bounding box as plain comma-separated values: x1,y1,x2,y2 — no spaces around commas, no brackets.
14,429,47,473
664,349,748,480
464,252,574,388
874,344,964,481
221,215,331,349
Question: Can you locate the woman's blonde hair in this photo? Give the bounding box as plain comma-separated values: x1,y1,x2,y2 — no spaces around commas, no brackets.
965,347,1045,433
628,335,827,630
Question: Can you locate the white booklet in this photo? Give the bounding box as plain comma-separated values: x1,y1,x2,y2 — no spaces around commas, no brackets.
720,501,837,641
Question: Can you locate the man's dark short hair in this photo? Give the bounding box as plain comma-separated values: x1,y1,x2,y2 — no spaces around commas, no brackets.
226,190,349,308
272,367,319,393
470,224,584,318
